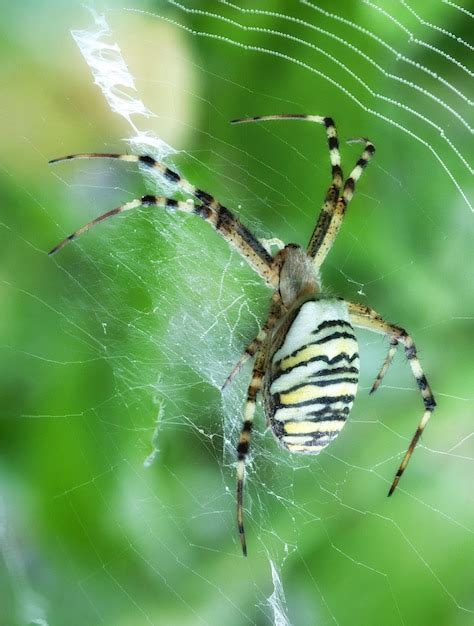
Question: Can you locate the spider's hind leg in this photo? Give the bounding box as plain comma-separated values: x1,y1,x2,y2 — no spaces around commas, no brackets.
370,338,399,394
348,302,436,496
236,345,267,557
221,329,267,391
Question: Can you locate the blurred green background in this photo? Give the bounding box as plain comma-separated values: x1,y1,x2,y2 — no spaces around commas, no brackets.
0,1,473,625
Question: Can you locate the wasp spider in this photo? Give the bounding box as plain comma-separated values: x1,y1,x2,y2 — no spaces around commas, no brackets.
49,114,436,556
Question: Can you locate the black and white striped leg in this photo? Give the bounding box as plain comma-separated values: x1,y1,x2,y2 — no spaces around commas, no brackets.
348,303,436,496
48,196,191,256
230,114,344,258
236,359,265,557
222,328,267,392
313,138,376,269
305,117,345,257
370,338,399,394
221,292,282,391
221,330,266,392
49,153,278,287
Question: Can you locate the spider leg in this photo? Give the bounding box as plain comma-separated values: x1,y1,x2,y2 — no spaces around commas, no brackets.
348,302,436,496
49,153,278,287
49,196,177,255
221,330,266,392
312,138,376,269
236,348,266,557
230,115,344,258
370,338,399,394
303,118,344,258
221,291,282,391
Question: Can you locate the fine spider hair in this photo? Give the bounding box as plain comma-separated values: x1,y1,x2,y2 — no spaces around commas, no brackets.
49,114,436,557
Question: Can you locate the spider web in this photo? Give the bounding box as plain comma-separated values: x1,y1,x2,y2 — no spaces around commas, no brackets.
1,2,473,625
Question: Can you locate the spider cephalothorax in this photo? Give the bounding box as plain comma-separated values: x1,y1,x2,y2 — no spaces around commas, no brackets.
49,114,436,557
275,243,320,305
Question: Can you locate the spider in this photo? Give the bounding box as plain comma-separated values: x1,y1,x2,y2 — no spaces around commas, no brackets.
49,114,436,557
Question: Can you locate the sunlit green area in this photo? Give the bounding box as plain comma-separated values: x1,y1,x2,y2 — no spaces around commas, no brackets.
0,2,473,625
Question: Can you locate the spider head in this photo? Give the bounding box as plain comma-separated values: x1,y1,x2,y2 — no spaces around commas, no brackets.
276,244,320,307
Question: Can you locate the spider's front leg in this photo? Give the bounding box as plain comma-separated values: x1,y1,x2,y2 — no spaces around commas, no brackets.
311,138,375,269
348,302,436,496
230,114,376,271
48,196,187,255
49,153,280,288
231,114,344,259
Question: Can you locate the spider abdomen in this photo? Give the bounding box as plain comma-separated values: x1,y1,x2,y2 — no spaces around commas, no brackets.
264,299,359,454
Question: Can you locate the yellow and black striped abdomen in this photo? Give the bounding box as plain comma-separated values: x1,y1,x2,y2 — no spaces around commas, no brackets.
264,299,359,454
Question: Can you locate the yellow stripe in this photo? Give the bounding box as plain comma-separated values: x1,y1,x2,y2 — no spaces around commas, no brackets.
279,339,357,371
280,382,357,405
284,420,345,435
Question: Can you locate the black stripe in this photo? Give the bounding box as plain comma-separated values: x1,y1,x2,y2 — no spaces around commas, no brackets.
310,366,359,377
139,155,156,166
235,222,274,264
324,117,335,128
279,377,358,395
312,429,342,439
424,398,436,410
194,205,212,219
307,376,358,387
278,334,356,363
276,352,359,375
416,374,428,390
356,158,368,169
275,394,355,409
164,167,181,182
309,210,332,251
215,205,234,231
304,408,350,420
195,189,214,205
237,441,249,459
312,331,357,345
345,178,355,192
197,198,273,265
328,136,339,150
331,164,343,180
311,319,353,334
242,420,252,433
272,410,349,432
141,195,156,205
